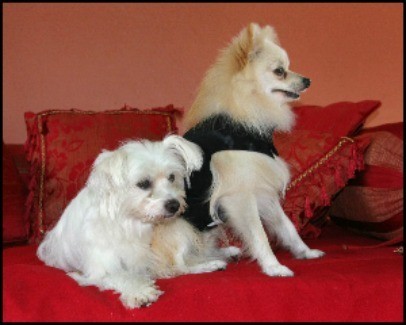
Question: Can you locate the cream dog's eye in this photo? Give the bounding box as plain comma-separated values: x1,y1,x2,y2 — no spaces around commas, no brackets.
137,179,152,190
168,174,175,182
273,67,286,77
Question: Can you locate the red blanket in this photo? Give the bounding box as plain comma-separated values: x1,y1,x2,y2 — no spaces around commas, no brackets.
3,224,403,322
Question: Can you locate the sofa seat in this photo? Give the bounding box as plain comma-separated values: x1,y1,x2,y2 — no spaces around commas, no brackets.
3,223,402,322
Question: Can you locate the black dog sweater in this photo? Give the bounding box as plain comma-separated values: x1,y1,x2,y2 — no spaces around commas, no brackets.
182,114,278,231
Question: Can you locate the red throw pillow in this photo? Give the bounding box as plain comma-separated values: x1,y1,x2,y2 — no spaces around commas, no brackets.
2,142,29,244
293,100,381,137
330,122,403,241
270,100,380,238
24,105,182,242
274,131,370,238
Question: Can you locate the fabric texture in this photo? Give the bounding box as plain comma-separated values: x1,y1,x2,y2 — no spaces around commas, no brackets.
278,100,381,237
24,105,182,242
2,142,29,244
330,122,403,241
275,130,370,238
3,223,403,322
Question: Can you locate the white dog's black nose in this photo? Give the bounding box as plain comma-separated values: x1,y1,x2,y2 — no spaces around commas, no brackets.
165,199,180,214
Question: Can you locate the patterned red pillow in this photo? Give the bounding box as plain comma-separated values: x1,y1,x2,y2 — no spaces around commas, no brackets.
24,105,182,242
293,100,381,137
275,131,370,238
3,142,29,244
330,122,403,241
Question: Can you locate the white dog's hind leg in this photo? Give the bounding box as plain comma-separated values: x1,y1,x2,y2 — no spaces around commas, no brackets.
67,271,100,286
173,246,228,275
200,227,242,261
259,198,325,260
220,193,294,277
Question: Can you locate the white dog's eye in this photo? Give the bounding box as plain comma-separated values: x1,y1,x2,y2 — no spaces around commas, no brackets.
137,179,152,190
168,174,175,183
273,67,286,78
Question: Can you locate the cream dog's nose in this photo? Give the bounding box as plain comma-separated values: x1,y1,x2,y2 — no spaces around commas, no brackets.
302,77,311,89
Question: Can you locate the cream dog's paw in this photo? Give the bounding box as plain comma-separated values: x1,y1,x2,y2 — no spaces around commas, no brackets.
263,264,294,277
295,249,325,260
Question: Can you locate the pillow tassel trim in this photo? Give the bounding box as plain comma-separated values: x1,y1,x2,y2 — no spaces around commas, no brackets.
284,136,370,236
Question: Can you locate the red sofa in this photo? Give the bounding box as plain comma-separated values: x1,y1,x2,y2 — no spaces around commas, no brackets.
2,103,403,321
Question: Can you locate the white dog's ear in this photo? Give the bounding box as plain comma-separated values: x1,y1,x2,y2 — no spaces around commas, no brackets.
87,149,126,190
163,134,203,177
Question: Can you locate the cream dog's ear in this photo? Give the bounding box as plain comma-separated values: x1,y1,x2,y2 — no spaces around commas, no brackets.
262,25,280,45
87,149,126,190
235,23,280,69
163,134,203,184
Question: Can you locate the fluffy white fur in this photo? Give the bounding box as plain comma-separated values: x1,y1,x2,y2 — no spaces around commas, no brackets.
37,135,240,309
185,23,325,277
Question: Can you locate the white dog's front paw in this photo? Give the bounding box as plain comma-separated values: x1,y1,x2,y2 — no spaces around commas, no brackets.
189,260,227,274
294,249,325,260
202,260,227,272
120,285,164,309
221,246,242,261
263,264,294,277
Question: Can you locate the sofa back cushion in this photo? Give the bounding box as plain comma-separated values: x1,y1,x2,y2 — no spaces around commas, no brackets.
3,142,29,244
24,105,182,242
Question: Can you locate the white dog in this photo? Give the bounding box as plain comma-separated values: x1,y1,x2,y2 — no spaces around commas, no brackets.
37,135,240,309
182,23,325,277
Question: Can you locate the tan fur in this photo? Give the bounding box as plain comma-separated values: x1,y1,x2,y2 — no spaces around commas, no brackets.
150,218,204,277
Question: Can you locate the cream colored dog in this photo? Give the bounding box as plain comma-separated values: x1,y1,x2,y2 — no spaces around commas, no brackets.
183,23,325,277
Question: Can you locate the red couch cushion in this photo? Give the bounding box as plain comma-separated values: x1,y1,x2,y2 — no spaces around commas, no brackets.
275,130,369,238
330,122,403,241
271,100,380,237
293,100,381,137
3,224,402,322
24,105,182,242
2,142,29,244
